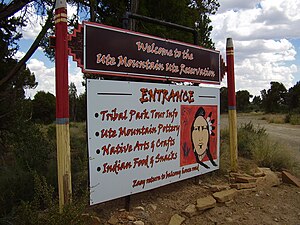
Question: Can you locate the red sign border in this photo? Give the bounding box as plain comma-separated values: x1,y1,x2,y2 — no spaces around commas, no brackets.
82,21,222,85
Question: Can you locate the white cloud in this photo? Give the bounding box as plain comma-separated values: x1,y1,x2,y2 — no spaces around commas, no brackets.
25,58,85,99
218,0,261,13
211,0,300,96
26,58,55,98
18,3,78,40
69,61,85,96
14,51,26,61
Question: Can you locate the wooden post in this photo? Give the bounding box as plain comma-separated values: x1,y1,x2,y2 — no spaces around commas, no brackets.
226,38,238,172
55,0,72,212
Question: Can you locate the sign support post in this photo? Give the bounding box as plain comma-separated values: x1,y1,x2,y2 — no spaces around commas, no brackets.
226,38,238,172
55,0,72,212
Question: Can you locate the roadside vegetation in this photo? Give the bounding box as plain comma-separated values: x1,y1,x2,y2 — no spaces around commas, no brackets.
1,0,299,223
220,122,300,177
221,81,300,125
1,120,299,224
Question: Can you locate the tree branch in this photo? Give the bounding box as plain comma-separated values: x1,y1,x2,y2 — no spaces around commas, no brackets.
0,4,54,88
0,0,32,21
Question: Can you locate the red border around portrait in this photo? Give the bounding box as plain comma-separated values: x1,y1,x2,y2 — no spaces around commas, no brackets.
180,105,218,167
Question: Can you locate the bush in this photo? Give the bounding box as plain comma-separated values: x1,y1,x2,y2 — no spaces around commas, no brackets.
220,122,299,174
13,172,88,225
219,128,231,174
290,114,300,125
237,122,267,158
251,140,296,171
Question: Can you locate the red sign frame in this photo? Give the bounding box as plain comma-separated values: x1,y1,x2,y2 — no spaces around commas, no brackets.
69,22,223,84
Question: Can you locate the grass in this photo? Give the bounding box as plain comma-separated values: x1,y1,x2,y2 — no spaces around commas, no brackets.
261,113,300,125
219,122,300,176
3,119,299,224
288,114,300,125
261,114,286,124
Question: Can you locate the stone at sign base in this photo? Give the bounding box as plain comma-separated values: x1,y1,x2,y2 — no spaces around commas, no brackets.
196,195,217,211
213,189,237,203
256,168,280,188
230,183,257,190
282,171,300,188
182,204,198,217
168,214,185,225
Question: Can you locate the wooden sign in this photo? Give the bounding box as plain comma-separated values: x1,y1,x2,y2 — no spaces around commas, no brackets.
69,22,222,84
87,79,220,205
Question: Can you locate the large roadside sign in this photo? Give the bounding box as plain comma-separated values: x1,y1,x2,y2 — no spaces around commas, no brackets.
87,79,220,205
69,22,222,84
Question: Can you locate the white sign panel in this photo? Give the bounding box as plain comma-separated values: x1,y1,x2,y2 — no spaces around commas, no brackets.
87,79,220,205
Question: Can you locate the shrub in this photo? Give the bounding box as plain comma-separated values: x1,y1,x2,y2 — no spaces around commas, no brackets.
237,122,267,159
220,122,299,174
13,173,88,225
290,114,300,125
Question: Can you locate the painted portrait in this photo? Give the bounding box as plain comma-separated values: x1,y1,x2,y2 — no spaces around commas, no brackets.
180,105,218,169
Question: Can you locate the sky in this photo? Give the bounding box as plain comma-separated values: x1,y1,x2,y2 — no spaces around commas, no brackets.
16,0,300,98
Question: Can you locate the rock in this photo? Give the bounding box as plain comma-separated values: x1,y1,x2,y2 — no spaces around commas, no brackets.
127,215,135,221
81,214,101,225
213,189,237,203
108,215,119,225
90,216,101,225
230,183,256,190
235,176,257,183
148,203,157,211
133,221,145,225
256,168,280,188
210,184,230,192
182,204,197,217
253,171,265,177
168,214,185,225
225,217,234,223
196,195,216,211
134,206,145,211
281,171,300,188
225,200,234,207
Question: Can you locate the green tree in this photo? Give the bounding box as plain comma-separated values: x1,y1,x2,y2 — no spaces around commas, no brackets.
69,82,78,122
220,87,228,113
76,92,87,122
261,81,287,113
251,95,262,112
236,90,252,112
32,91,56,124
286,81,300,112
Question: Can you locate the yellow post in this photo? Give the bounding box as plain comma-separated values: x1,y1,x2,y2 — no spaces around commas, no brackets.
226,38,238,172
56,124,72,212
55,0,72,212
228,109,238,171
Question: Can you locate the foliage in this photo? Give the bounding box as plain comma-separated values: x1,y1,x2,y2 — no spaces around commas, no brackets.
219,128,230,173
76,92,87,122
32,91,56,124
290,114,300,125
251,139,296,172
220,81,300,122
261,81,287,113
0,121,54,217
220,87,228,113
69,82,78,122
68,83,86,122
286,81,300,112
237,122,267,158
251,95,262,112
236,90,252,112
13,172,88,225
220,122,299,174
